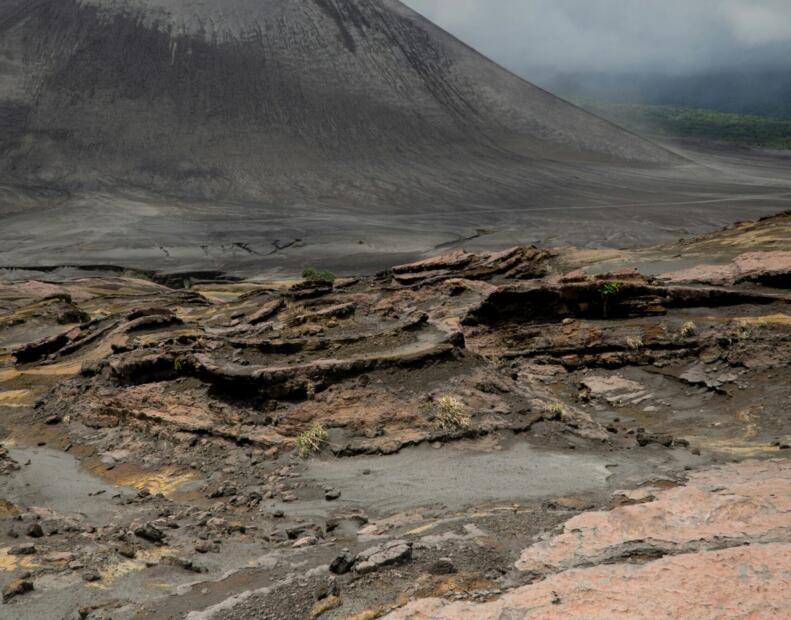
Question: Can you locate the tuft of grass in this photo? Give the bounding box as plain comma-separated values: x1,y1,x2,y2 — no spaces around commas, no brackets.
295,422,328,458
305,381,316,401
681,321,697,337
545,402,566,420
433,395,471,431
626,335,644,351
736,320,753,339
302,268,336,284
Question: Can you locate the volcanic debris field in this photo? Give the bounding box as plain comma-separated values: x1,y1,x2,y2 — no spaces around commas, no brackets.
2,0,791,617
0,212,788,618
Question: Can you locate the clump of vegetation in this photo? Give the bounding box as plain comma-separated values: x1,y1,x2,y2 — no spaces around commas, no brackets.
433,395,471,431
282,302,304,321
626,335,644,351
599,280,624,317
736,320,753,339
302,268,336,284
295,422,328,458
575,99,791,150
545,402,566,420
305,381,316,401
681,321,697,337
599,281,624,296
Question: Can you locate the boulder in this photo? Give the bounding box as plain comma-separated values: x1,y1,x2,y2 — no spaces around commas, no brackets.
353,540,413,574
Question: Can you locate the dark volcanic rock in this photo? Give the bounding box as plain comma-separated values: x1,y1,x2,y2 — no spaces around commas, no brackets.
0,446,19,476
134,523,165,543
330,552,355,576
428,559,457,575
9,544,36,556
636,432,675,448
2,578,33,603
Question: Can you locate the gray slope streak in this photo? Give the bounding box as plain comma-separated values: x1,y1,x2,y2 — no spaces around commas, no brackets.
0,0,673,200
0,0,788,273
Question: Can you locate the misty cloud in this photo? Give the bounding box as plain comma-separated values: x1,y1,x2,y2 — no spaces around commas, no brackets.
722,1,791,45
403,0,791,75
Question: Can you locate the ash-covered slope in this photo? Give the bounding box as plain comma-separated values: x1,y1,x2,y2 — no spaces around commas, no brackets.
0,0,674,201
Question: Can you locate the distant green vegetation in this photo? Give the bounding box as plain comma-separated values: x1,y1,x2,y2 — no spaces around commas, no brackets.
301,267,336,284
576,99,791,150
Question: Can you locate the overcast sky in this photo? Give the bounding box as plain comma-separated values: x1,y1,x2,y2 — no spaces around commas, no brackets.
402,0,791,76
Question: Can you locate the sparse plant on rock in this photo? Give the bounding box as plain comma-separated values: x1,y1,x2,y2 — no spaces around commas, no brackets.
302,267,336,284
626,335,643,350
545,402,566,420
296,422,328,458
681,321,697,337
305,381,316,401
599,280,624,317
433,395,471,430
736,320,753,339
599,281,624,296
282,302,304,322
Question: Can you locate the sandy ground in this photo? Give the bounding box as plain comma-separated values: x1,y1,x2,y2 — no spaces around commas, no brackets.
1,144,790,279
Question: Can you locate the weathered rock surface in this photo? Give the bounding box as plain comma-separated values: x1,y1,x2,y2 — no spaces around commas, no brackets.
386,544,791,620
662,250,791,286
353,540,413,575
517,459,791,573
387,459,791,620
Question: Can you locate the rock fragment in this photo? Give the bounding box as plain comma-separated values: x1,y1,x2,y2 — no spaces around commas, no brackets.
353,540,413,574
134,523,165,543
2,578,33,603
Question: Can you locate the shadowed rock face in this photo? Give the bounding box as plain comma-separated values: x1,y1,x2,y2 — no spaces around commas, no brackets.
0,0,674,200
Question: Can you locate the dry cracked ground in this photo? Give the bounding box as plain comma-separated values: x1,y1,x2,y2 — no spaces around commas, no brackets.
0,212,790,619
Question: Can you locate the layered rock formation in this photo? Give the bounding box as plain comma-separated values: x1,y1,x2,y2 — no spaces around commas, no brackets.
0,213,789,618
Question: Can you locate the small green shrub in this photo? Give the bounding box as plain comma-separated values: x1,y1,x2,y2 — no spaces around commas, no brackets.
295,422,328,458
599,281,624,296
302,268,336,284
599,281,624,318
